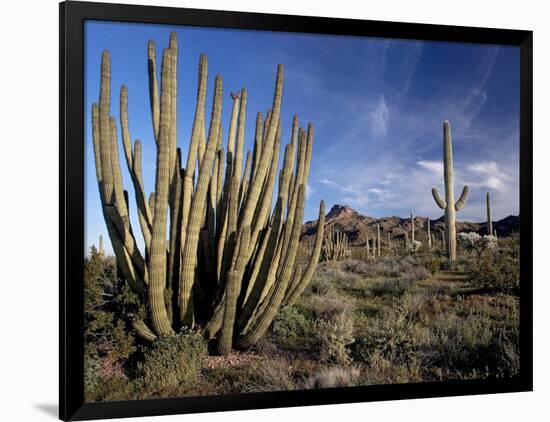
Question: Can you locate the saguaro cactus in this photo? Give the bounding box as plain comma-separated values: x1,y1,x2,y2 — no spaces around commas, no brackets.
410,213,415,243
431,121,469,261
98,235,104,255
91,32,324,354
376,223,381,258
486,192,493,236
427,217,431,250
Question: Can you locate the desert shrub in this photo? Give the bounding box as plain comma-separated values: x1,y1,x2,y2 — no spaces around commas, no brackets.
89,375,136,402
340,259,371,276
353,255,429,279
418,254,443,274
466,250,519,294
84,248,138,361
272,306,315,349
399,265,431,283
368,279,410,298
488,327,520,378
303,365,362,389
317,312,355,364
137,331,207,396
305,267,339,296
359,350,423,385
303,293,355,320
243,358,298,392
84,355,102,399
352,304,420,366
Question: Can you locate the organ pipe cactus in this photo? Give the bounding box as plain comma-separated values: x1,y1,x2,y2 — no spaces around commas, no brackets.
486,192,493,236
431,121,470,261
91,32,324,355
322,225,349,261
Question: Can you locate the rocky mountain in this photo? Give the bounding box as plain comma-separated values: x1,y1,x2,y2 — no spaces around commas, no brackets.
301,204,519,245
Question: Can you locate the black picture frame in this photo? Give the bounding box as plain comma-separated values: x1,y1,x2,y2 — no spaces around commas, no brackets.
60,1,533,420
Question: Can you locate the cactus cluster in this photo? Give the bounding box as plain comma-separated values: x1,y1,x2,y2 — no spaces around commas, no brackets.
91,32,324,354
431,121,469,261
322,225,350,261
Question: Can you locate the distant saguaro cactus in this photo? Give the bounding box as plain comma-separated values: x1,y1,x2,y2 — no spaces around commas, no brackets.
98,234,104,255
410,213,415,243
427,217,431,250
91,33,324,354
486,192,493,236
376,223,381,258
431,121,470,261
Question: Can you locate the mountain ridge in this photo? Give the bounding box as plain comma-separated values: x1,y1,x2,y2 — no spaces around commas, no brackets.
302,204,519,244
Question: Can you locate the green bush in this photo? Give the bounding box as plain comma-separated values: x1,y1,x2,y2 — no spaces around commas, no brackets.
352,305,418,366
467,249,519,294
272,306,314,349
368,279,409,298
137,331,207,396
317,312,355,364
84,247,138,361
84,355,102,400
418,255,442,274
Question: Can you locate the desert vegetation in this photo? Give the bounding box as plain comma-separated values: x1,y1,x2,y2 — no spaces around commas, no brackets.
84,31,521,401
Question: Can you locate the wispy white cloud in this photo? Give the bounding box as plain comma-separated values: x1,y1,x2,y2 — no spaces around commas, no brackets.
402,41,423,93
416,160,443,174
369,94,389,138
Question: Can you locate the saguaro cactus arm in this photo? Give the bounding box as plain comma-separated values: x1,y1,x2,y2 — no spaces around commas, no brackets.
432,187,446,209
455,185,469,210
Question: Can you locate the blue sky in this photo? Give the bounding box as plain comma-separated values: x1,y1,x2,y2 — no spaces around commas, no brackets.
84,21,520,254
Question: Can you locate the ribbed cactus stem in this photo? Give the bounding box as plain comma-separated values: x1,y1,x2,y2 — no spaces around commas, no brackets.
410,213,415,243
285,200,325,305
376,223,381,258
148,48,175,337
426,217,432,250
431,121,469,261
98,235,104,255
147,40,160,143
132,319,157,342
217,226,250,355
486,192,493,236
180,74,223,326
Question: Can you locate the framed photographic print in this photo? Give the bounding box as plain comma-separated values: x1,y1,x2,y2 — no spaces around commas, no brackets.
60,1,533,420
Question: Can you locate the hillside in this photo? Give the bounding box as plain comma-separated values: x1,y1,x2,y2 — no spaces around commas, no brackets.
302,204,519,245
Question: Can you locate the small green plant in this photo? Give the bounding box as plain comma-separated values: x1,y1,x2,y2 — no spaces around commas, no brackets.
272,306,314,349
467,251,519,293
317,312,355,364
137,331,207,395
